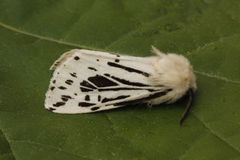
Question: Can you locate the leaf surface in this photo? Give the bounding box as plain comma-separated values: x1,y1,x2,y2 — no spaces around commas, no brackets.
0,0,240,159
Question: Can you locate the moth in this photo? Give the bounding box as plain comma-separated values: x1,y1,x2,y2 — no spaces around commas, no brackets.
45,46,197,124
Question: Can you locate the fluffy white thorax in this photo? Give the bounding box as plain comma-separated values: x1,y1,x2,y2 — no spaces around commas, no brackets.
150,47,197,103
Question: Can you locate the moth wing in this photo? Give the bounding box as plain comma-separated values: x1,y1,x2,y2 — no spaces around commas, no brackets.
45,49,168,113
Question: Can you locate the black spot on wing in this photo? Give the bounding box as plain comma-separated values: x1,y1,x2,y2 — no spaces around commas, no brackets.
62,95,72,99
65,79,73,85
80,80,97,89
110,75,150,87
61,95,72,102
104,73,150,87
70,72,77,78
47,107,56,111
53,102,65,107
80,87,93,92
74,56,80,60
88,75,118,87
78,102,95,107
113,89,172,106
61,97,68,102
98,95,101,101
58,86,67,90
88,67,97,71
50,86,55,91
107,62,150,77
98,87,155,92
91,107,100,111
104,73,110,77
115,59,120,63
52,80,56,84
85,95,90,101
102,95,130,103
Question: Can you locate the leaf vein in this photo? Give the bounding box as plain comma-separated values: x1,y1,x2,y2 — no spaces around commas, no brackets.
0,22,85,48
9,139,93,160
193,114,240,154
195,70,240,84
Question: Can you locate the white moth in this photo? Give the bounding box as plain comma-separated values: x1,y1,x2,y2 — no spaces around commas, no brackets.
45,46,197,124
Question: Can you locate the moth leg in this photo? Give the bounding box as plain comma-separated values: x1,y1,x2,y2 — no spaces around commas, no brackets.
147,102,153,108
180,89,194,125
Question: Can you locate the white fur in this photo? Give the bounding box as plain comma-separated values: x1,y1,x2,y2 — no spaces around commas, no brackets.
149,46,196,104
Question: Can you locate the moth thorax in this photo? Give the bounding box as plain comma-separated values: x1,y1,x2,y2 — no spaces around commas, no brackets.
152,54,197,100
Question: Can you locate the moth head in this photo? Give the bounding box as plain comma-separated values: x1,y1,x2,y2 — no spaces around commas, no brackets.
165,54,197,92
152,49,197,99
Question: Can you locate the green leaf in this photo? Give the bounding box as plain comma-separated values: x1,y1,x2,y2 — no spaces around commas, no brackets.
0,0,240,159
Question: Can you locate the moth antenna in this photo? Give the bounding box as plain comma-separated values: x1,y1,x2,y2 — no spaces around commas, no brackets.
180,89,194,126
151,45,166,57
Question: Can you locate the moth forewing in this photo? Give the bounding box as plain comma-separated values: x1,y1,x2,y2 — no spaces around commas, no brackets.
45,47,196,123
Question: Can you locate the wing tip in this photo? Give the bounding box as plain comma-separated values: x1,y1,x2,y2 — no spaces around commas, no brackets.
50,49,81,70
45,107,56,112
44,97,55,112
